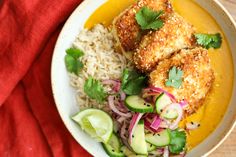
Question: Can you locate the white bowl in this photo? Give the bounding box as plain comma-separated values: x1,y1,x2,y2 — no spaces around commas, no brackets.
51,0,236,156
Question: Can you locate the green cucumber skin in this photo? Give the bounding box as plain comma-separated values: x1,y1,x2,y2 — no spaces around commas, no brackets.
155,93,172,114
155,93,165,114
145,129,171,147
125,96,154,113
102,133,125,157
155,93,178,119
102,144,125,157
121,146,147,157
121,146,134,156
125,105,154,113
130,120,148,155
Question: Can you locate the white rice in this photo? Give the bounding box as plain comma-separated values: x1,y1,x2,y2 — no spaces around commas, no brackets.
69,24,131,110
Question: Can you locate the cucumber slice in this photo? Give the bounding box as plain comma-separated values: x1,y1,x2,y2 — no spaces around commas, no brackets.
130,120,148,155
162,107,178,119
155,93,172,114
120,146,147,157
125,95,154,113
146,142,157,152
145,129,171,147
121,146,134,156
102,133,124,157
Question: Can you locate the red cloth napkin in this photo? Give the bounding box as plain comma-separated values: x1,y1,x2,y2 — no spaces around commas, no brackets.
0,0,91,156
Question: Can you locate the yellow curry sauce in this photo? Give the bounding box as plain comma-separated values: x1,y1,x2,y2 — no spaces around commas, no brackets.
85,0,234,150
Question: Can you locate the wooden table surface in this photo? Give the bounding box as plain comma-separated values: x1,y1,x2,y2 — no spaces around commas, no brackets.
209,0,236,156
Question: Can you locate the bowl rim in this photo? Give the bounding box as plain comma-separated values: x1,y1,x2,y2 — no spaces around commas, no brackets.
51,0,102,156
51,0,236,156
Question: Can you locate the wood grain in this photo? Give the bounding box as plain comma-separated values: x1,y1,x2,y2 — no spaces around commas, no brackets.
209,0,236,156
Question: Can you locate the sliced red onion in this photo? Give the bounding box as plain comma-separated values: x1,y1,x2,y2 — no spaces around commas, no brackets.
114,82,121,92
159,120,169,129
157,148,164,154
116,101,129,113
117,116,127,123
142,92,158,98
120,122,128,139
150,116,162,130
145,113,169,130
145,113,156,119
144,120,157,132
161,103,183,130
149,148,164,156
120,91,126,101
120,122,134,150
103,79,121,92
144,120,164,132
108,96,132,118
163,146,169,157
102,105,111,113
128,113,144,144
120,122,133,151
179,100,188,108
143,86,177,102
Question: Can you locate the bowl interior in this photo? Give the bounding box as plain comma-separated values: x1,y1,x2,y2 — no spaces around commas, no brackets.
187,0,236,156
51,0,236,156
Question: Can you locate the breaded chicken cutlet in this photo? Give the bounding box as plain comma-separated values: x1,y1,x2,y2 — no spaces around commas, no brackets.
149,47,215,115
134,13,195,72
112,0,173,54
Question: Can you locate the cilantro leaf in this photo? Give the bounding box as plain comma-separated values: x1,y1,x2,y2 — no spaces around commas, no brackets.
123,76,146,95
194,33,222,49
65,55,78,74
76,60,84,74
121,69,130,89
121,69,147,95
121,69,139,89
66,48,84,59
135,7,164,30
169,129,187,154
65,48,84,75
165,66,183,89
84,77,108,103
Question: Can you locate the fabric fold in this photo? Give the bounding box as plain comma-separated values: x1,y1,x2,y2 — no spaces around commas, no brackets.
0,0,91,156
0,0,82,105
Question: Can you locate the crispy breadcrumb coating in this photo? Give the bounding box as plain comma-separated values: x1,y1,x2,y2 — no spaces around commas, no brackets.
112,0,172,54
134,13,195,72
149,47,214,115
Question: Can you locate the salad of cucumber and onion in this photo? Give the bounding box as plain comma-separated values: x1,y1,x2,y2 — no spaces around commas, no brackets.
72,68,187,157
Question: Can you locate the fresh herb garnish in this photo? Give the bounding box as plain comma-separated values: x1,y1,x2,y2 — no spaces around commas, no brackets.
135,7,164,30
165,66,183,89
194,33,222,49
65,48,84,75
121,69,147,95
66,48,84,58
121,69,139,89
169,129,187,154
84,77,108,103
